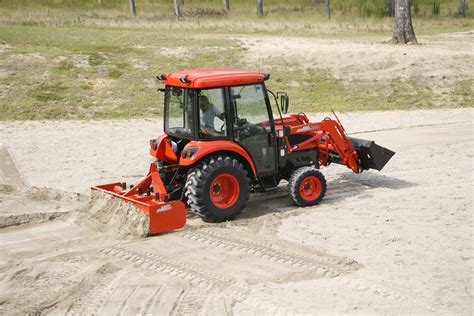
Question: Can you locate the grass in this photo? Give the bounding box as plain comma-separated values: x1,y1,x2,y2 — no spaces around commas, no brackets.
1,0,470,19
108,69,123,79
0,0,471,37
453,79,474,107
0,23,246,120
88,52,105,66
263,70,441,113
0,1,472,120
33,83,67,102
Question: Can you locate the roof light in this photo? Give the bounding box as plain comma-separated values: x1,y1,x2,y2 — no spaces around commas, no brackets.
179,75,190,84
263,73,270,81
156,74,167,80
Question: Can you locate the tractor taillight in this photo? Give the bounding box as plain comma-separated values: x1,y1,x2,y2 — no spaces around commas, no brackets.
181,147,198,159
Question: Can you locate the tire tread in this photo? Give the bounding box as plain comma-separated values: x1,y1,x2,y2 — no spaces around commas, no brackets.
288,166,327,207
184,156,251,222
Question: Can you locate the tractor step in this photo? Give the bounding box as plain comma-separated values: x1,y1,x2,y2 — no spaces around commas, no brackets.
257,175,279,192
348,137,395,171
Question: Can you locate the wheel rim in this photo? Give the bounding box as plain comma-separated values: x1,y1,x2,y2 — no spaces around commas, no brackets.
299,176,322,201
209,173,240,208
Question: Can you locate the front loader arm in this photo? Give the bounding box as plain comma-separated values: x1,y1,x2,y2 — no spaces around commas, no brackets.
279,112,394,174
283,117,360,173
315,119,360,173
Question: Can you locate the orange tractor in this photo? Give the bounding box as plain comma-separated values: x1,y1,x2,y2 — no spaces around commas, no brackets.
93,69,394,235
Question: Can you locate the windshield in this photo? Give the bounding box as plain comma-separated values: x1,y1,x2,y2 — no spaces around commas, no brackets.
164,86,194,138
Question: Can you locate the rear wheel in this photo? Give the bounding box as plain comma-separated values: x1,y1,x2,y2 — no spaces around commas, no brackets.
184,156,250,222
288,166,327,206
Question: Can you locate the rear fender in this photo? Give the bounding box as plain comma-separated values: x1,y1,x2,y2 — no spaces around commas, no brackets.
179,140,257,176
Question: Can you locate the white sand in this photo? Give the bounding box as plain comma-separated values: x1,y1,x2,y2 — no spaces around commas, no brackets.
236,115,474,314
0,108,470,193
0,108,472,314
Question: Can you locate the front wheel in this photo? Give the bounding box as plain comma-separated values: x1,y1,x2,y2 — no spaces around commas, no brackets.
184,156,250,222
288,166,327,207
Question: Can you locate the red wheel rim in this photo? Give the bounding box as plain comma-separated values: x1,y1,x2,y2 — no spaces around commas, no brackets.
209,173,240,208
299,176,322,201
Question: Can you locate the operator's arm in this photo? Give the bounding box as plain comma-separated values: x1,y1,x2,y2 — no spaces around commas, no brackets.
201,126,220,137
212,105,225,121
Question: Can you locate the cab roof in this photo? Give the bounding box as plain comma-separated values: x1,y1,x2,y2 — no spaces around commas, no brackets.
160,69,267,89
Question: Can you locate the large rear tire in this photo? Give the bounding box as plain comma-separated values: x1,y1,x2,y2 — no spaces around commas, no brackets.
288,166,327,207
184,156,250,222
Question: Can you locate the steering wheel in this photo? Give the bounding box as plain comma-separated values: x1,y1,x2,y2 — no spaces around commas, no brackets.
234,117,252,138
233,117,245,131
297,112,309,124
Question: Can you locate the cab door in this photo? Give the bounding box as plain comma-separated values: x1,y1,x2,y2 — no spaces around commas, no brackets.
228,83,277,175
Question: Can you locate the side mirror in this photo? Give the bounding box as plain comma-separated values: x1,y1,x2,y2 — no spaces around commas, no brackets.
280,94,289,114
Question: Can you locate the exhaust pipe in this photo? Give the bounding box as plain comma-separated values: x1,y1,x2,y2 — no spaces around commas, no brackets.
348,137,395,171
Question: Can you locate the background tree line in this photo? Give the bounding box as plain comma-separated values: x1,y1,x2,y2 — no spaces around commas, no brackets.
126,0,468,19
127,0,468,44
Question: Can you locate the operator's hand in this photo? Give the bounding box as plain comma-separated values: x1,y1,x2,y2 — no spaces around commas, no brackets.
236,117,244,126
201,126,220,137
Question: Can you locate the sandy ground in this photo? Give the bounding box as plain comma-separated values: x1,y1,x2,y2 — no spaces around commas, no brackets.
0,108,472,314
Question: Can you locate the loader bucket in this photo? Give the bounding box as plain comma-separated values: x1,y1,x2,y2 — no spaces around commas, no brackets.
348,137,395,171
92,163,186,235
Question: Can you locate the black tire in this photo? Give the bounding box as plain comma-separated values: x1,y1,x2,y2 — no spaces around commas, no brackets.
288,166,327,207
184,156,250,223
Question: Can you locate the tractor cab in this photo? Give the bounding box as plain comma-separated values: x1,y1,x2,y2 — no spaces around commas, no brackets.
156,69,283,178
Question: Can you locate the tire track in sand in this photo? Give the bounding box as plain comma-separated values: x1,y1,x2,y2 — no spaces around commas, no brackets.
101,246,242,290
64,266,127,315
99,227,360,315
178,229,359,277
100,246,248,315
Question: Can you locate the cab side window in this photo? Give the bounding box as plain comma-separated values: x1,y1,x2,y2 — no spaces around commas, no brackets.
198,88,226,138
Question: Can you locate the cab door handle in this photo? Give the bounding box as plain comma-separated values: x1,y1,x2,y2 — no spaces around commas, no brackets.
267,133,274,146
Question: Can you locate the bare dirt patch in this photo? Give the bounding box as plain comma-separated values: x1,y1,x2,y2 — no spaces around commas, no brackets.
0,43,12,53
86,77,115,91
239,33,474,100
1,52,51,81
70,54,91,68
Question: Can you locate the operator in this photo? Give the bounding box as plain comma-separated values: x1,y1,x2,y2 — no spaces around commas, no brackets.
199,95,225,137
